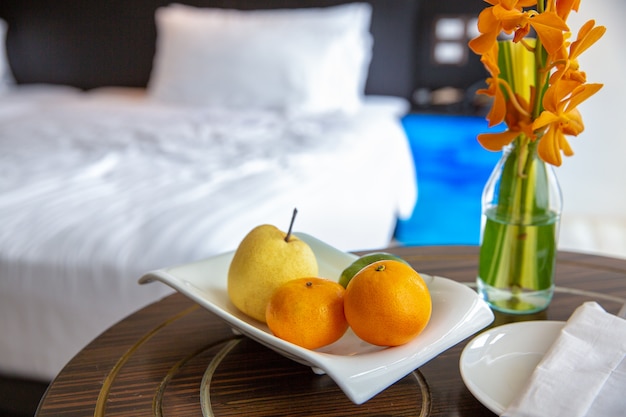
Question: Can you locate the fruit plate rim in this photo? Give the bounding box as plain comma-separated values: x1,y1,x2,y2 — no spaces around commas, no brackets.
139,232,494,404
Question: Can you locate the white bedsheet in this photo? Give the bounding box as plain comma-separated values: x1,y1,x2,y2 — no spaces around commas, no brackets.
0,87,416,380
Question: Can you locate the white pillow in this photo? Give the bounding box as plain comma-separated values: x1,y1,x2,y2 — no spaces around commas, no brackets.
147,3,373,114
0,19,15,92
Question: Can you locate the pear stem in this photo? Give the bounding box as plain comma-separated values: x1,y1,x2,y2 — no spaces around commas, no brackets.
285,208,298,242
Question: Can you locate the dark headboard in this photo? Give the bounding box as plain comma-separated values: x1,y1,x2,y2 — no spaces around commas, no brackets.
0,0,421,100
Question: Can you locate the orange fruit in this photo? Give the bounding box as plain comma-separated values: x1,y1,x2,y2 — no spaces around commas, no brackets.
266,277,349,349
344,260,432,346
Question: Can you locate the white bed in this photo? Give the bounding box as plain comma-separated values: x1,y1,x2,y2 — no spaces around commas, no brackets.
0,87,415,381
0,3,417,382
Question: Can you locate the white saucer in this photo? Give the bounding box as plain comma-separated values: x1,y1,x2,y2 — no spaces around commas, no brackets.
140,232,494,404
459,320,565,414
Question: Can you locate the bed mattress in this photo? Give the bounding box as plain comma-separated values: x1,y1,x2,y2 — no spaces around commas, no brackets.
0,86,416,380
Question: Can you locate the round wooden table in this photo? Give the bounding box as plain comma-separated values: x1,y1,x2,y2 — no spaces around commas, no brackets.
36,246,626,416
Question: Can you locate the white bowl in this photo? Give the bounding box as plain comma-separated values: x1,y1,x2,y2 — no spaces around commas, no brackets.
140,232,494,404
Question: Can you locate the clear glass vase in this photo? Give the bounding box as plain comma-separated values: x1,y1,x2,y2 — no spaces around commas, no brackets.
477,138,562,314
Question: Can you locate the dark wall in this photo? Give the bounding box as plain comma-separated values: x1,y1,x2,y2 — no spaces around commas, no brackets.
0,0,421,100
414,1,487,92
1,0,488,110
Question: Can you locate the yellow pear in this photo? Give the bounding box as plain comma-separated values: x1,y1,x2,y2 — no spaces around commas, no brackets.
227,224,318,322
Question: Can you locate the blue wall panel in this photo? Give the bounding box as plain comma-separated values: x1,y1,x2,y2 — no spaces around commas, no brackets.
396,114,505,246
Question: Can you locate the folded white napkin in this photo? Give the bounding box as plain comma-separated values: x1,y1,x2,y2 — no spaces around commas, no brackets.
502,301,626,417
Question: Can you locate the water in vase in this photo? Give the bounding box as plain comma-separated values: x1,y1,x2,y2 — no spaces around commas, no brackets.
477,207,559,314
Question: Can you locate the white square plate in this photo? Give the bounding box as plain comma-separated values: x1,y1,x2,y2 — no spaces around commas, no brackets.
139,233,494,404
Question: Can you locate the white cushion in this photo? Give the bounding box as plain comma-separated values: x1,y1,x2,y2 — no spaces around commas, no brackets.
147,3,373,114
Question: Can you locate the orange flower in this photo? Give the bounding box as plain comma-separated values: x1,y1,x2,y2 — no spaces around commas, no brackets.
523,10,569,54
480,40,501,78
555,0,580,21
476,42,508,126
478,95,535,151
550,19,606,84
480,77,508,128
477,129,520,152
532,80,603,165
469,0,568,55
469,0,604,166
469,0,536,55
